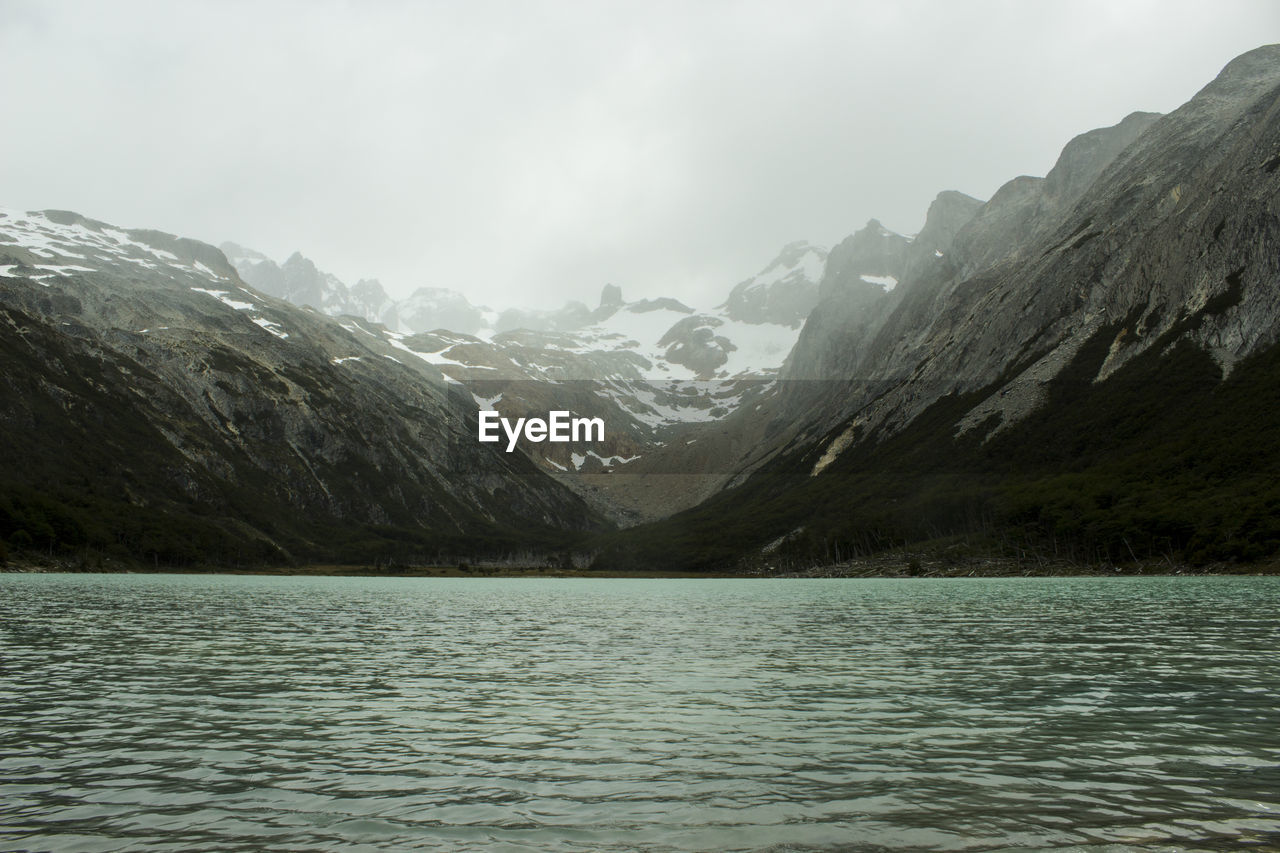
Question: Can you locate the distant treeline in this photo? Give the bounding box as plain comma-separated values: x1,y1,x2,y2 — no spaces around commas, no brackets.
0,485,593,572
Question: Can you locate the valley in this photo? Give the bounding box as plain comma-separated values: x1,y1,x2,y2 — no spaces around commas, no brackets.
4,46,1280,575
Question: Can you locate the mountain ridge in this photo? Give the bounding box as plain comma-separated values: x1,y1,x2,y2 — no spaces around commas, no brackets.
0,209,607,567
5,46,1280,571
588,44,1280,571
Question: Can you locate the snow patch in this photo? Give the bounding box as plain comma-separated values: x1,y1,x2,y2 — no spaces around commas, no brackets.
745,246,826,290
252,317,289,339
860,274,898,291
0,210,239,287
192,287,255,311
193,261,224,280
571,449,640,470
34,264,96,275
341,321,380,338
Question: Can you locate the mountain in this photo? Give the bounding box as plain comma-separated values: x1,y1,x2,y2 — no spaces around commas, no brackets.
220,245,355,317
592,45,1280,571
722,240,827,326
221,243,488,335
216,211,841,545
0,210,605,568
13,46,1274,574
422,242,831,389
397,287,490,336
0,208,829,558
219,237,831,524
223,238,826,387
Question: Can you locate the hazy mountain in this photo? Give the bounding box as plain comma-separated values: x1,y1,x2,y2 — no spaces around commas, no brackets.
11,47,1277,572
1,211,605,566
223,240,830,524
397,286,490,337
220,236,827,455
1,207,830,547
593,45,1280,571
221,243,488,335
359,275,821,523
722,240,827,326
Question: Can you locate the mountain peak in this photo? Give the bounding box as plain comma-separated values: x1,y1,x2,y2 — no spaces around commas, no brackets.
723,240,827,326
219,241,270,264
1203,43,1280,93
398,286,486,335
1042,111,1162,204
600,283,623,310
768,240,825,270
351,278,387,299
913,191,984,257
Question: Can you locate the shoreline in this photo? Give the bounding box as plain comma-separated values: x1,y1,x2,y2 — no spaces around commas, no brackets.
3,554,1279,579
0,560,738,579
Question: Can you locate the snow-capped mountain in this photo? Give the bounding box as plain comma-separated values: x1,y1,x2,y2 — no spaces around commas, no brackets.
722,240,827,326
221,229,861,526
0,208,604,566
17,199,902,528
218,237,834,428
222,238,827,524
223,236,831,376
7,46,1280,571
595,46,1280,569
220,243,472,334
397,286,493,337
220,244,358,318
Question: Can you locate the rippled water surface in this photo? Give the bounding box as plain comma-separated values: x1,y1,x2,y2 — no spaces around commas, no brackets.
2,574,1279,852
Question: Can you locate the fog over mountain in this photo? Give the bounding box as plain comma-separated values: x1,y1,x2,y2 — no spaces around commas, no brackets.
8,43,1280,566
1,1,1276,311
10,6,1280,849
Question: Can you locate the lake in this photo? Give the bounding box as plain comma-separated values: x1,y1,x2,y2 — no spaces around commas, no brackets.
1,574,1278,851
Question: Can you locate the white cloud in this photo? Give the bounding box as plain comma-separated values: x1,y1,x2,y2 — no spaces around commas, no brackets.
1,0,1276,310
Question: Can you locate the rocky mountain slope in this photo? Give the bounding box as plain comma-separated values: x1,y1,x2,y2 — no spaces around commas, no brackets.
11,46,1278,572
222,243,412,333
593,44,1280,571
0,210,605,567
222,239,826,385
219,238,832,523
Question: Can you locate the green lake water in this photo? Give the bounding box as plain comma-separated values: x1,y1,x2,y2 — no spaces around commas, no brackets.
1,574,1278,851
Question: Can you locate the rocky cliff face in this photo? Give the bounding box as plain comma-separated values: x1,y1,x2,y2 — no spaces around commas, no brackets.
0,210,605,565
592,45,1280,571
340,245,826,526
768,108,1174,447
1,206,828,542
221,242,488,335
722,241,827,326
804,53,1268,451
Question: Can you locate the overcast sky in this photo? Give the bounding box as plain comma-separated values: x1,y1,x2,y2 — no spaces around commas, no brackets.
2,1,1277,310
